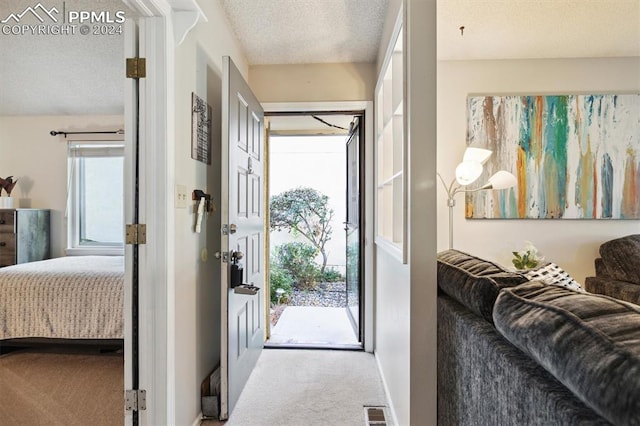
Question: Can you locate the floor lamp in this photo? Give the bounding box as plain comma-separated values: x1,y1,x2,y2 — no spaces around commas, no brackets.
438,147,517,249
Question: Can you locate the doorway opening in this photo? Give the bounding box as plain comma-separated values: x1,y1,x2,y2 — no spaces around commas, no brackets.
265,112,364,349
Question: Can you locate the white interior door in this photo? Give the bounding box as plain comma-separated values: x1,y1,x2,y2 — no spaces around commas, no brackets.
220,56,265,419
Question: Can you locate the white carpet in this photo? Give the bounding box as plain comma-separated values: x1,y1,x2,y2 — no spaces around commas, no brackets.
226,349,388,426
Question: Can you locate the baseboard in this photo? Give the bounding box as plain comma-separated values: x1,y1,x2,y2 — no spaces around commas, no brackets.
191,412,203,426
373,350,399,426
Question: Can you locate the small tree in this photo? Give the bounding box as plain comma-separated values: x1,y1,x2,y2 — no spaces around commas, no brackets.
270,187,334,273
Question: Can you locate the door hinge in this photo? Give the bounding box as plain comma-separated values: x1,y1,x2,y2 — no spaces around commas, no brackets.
125,224,147,245
125,389,147,411
126,57,146,79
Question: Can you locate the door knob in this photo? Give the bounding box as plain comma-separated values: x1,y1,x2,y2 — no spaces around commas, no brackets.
231,250,244,261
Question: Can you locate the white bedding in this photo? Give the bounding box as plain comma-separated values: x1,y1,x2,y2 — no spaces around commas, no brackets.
0,256,124,340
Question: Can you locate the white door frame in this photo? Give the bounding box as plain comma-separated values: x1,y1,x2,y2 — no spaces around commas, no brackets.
123,0,204,424
262,101,375,353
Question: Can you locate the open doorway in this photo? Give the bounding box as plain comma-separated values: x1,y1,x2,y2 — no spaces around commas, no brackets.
265,112,364,349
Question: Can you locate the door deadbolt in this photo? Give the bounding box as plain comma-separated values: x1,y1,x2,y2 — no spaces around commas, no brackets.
229,224,237,234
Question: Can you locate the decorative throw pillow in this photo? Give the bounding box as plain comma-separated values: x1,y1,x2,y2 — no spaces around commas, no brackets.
524,262,585,292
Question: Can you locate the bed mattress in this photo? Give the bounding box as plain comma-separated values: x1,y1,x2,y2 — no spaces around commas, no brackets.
0,256,124,340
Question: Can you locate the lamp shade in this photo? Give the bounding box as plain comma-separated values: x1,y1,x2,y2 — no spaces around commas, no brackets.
455,161,483,186
462,147,492,165
486,170,517,190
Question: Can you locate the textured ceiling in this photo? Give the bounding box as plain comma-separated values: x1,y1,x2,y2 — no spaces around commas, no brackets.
0,0,132,116
220,0,640,65
219,0,388,65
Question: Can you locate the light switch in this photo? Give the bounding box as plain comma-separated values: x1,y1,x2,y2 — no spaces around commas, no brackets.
175,184,187,208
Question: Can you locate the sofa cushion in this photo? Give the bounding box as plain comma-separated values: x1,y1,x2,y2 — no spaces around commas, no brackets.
494,281,640,426
594,257,608,277
437,249,529,323
598,234,640,284
585,276,640,305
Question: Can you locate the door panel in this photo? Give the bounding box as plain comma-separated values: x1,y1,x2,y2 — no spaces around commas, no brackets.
237,95,249,152
251,176,261,216
251,113,261,158
251,233,260,275
221,56,265,419
238,170,248,217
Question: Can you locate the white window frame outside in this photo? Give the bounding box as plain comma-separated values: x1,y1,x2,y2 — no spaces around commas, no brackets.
66,141,125,256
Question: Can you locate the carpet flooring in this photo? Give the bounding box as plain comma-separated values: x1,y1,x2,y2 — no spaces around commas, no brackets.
1,347,385,425
223,349,388,426
0,347,123,426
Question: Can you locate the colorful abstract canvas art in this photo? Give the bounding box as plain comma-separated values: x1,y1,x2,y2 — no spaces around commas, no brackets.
465,94,640,219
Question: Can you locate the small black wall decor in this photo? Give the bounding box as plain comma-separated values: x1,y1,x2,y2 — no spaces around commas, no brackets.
192,92,212,164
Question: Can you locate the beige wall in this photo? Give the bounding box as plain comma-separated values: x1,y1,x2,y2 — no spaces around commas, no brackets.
0,115,123,258
172,0,249,423
437,56,640,284
249,62,375,103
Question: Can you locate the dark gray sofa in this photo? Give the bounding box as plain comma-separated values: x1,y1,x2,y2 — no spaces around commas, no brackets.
437,249,640,426
585,234,640,304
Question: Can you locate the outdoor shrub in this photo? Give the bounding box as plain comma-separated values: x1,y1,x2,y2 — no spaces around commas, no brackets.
269,264,293,305
320,268,345,283
274,242,320,290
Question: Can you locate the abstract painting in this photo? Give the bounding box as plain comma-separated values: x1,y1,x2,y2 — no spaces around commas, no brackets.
466,94,640,219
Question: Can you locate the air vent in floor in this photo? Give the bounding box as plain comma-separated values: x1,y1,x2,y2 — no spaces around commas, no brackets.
364,406,388,425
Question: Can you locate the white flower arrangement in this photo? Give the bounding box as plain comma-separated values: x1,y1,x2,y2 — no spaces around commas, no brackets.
512,241,544,270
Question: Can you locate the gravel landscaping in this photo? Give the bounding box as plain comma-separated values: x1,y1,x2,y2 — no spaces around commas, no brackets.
289,281,347,308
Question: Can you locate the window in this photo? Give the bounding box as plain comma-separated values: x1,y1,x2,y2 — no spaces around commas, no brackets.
67,142,124,255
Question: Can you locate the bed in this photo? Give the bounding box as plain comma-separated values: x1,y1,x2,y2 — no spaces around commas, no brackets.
0,256,124,347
